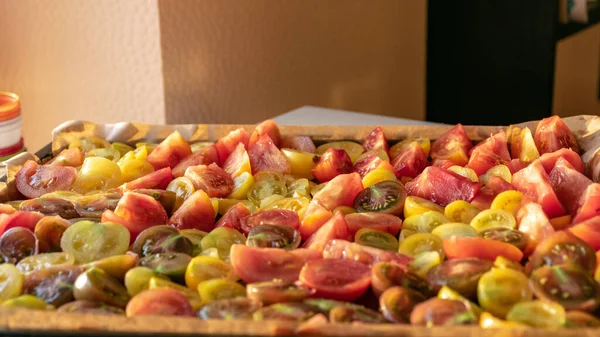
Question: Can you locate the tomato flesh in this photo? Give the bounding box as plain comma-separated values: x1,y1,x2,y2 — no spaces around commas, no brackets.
534,115,580,155
168,190,215,231
302,211,350,251
299,201,333,240
569,216,600,250
240,209,300,235
248,120,282,149
299,258,371,301
516,201,555,255
430,124,472,166
539,148,585,174
323,239,411,267
15,161,77,199
172,144,218,178
248,134,291,175
549,157,593,215
353,152,394,178
49,148,84,167
311,173,363,211
184,163,234,198
466,130,511,176
512,159,565,219
391,142,428,179
312,148,353,183
146,131,192,170
405,167,480,207
215,202,251,231
362,126,389,153
0,211,44,235
344,213,402,237
120,167,173,192
442,237,523,262
104,192,169,242
215,128,250,166
572,184,600,224
281,136,316,153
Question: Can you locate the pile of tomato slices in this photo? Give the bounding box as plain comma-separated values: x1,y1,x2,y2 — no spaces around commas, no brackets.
0,116,599,329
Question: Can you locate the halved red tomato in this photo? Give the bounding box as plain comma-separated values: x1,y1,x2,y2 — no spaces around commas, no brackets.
303,211,351,251
391,142,428,179
512,159,565,219
549,157,593,214
281,136,316,153
248,120,282,149
539,148,585,174
230,244,322,283
146,131,192,170
430,124,472,166
120,167,173,192
215,128,250,166
363,126,389,153
0,211,44,235
344,213,402,236
353,152,394,178
569,216,600,250
431,159,455,170
108,192,169,241
48,148,84,167
516,201,555,255
184,163,234,198
168,190,215,231
442,237,523,262
215,202,251,231
299,258,371,301
466,131,511,176
506,158,530,174
240,209,300,235
311,148,353,183
572,184,600,224
299,201,333,240
15,161,77,199
322,239,411,267
534,115,580,155
311,173,363,211
172,144,218,178
248,134,291,175
405,166,480,206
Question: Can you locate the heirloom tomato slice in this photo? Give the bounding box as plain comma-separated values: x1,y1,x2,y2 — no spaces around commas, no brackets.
390,137,431,159
248,120,282,149
405,167,480,206
214,202,251,231
534,115,580,154
539,148,585,174
0,211,44,235
169,190,215,231
303,211,351,251
281,136,317,153
240,209,300,235
549,157,592,214
572,184,600,224
506,158,530,174
222,143,251,178
430,124,472,166
48,148,84,167
516,201,555,255
512,160,565,219
299,201,333,240
120,167,173,192
569,216,600,251
362,126,389,152
108,192,169,240
172,144,218,178
146,131,192,170
299,259,371,302
509,127,539,162
311,173,363,211
15,161,77,199
345,213,402,236
353,151,394,178
391,142,428,179
466,130,511,176
184,163,234,198
215,128,249,166
311,148,353,183
442,237,523,262
322,239,411,268
431,159,455,170
248,134,291,175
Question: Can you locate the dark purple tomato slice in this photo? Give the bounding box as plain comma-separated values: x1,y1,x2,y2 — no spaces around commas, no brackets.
246,224,301,250
353,180,407,216
58,300,125,315
530,265,600,312
525,231,596,275
23,265,85,306
73,193,121,218
379,286,426,323
34,216,70,252
252,302,323,321
0,227,38,263
478,228,529,252
427,258,493,300
371,261,434,298
73,267,130,308
246,280,315,305
410,298,475,326
565,311,600,328
132,225,194,257
197,298,262,320
19,198,78,219
138,253,192,282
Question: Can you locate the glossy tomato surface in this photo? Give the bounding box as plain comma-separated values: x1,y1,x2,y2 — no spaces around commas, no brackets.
405,167,480,207
172,145,218,178
430,124,472,166
120,167,173,192
299,258,371,301
512,159,565,219
572,184,600,224
248,134,291,175
302,211,350,251
184,163,234,198
312,148,353,183
549,157,593,214
16,161,77,199
362,126,389,152
442,237,523,262
146,131,192,170
391,142,428,179
466,131,511,176
534,115,580,154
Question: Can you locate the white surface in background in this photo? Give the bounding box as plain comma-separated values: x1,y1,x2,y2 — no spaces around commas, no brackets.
274,106,445,126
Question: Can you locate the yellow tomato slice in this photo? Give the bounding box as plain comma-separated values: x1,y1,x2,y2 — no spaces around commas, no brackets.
444,200,480,224
408,251,441,279
263,197,310,219
490,190,524,216
118,158,154,183
361,168,397,188
228,172,255,200
404,196,445,219
470,209,517,233
480,165,512,185
190,142,214,153
280,149,317,179
316,141,364,163
402,211,449,236
166,177,196,212
389,137,431,158
448,166,479,183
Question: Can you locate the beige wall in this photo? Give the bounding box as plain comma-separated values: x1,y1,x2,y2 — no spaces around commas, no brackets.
0,0,165,150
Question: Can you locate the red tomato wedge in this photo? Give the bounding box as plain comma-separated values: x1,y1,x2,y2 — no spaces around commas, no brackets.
322,239,411,267
168,190,215,231
247,134,291,175
506,158,530,174
569,216,600,251
466,131,511,176
184,163,234,198
510,127,539,161
311,173,363,211
146,131,192,170
172,144,218,178
353,152,394,178
512,159,565,219
230,244,322,283
248,120,282,149
302,211,351,251
405,166,480,206
344,212,402,237
430,124,472,166
222,143,251,178
516,201,555,255
539,148,585,174
299,201,333,240
572,183,600,224
534,115,580,155
108,192,169,241
471,176,517,210
431,159,456,170
214,202,251,231
362,126,389,152
120,167,173,192
215,128,249,166
299,258,371,302
311,148,353,183
240,209,300,235
442,237,523,262
126,288,195,317
281,136,316,153
15,161,77,199
0,211,44,235
391,142,428,179
549,157,593,214
486,175,516,192
48,148,84,167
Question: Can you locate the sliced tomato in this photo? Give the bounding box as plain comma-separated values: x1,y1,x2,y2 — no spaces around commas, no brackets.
431,159,456,170
248,120,282,149
516,201,555,255
353,152,394,178
184,163,234,198
0,211,44,235
108,192,169,241
471,176,516,211
48,148,84,167
510,127,540,162
15,160,77,199
466,131,511,176
230,244,322,283
572,184,600,224
222,143,251,178
172,144,218,178
362,126,389,152
506,158,530,174
549,157,593,214
312,148,353,183
302,211,351,251
146,131,192,170
430,124,472,166
569,216,600,250
442,237,523,262
215,128,250,166
120,167,173,192
486,175,516,193
539,148,585,175
240,209,300,235
0,204,15,215
312,173,364,211
299,201,333,240
168,190,215,231
281,136,316,153
534,115,580,155
299,258,371,301
248,134,291,175
391,142,428,179
322,239,411,267
405,166,480,207
512,159,565,219
214,202,251,231
344,213,402,236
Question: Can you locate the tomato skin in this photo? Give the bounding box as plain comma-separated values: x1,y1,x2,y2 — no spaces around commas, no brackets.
299,201,333,240
49,148,84,167
230,244,322,284
534,115,580,155
168,190,215,231
299,258,372,302
311,173,364,211
248,120,282,149
569,216,600,250
516,201,555,255
512,159,565,219
430,124,472,166
0,211,44,235
442,237,523,262
110,192,169,241
572,184,600,224
431,159,455,170
126,288,195,317
363,126,389,153
146,131,192,170
172,144,218,178
549,157,593,215
506,158,530,174
323,239,411,267
312,148,353,183
539,148,585,174
120,167,173,192
248,134,291,175
184,163,234,198
240,209,300,235
353,152,394,178
391,142,428,179
466,131,511,176
15,161,77,199
281,136,316,153
344,213,402,236
214,202,251,231
215,128,250,166
405,167,480,207
303,211,351,251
